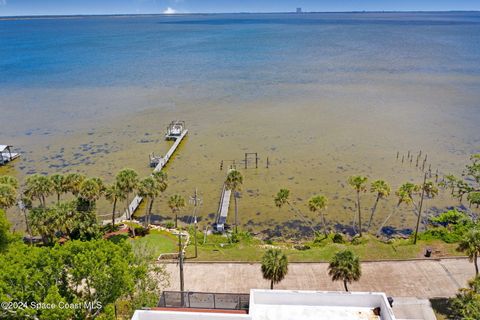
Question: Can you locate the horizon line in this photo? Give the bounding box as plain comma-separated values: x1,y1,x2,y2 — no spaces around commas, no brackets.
1,10,480,19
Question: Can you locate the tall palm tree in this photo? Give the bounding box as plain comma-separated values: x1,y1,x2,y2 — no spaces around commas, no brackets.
348,176,368,236
413,179,439,244
328,249,361,291
19,196,33,245
261,249,288,290
308,195,328,237
367,180,390,231
152,171,168,192
115,169,139,220
78,178,102,212
138,177,161,227
168,194,186,228
225,169,243,233
457,228,480,275
0,175,19,189
0,183,17,212
377,182,418,236
50,174,66,203
275,188,316,235
105,182,126,227
24,174,53,207
64,173,86,197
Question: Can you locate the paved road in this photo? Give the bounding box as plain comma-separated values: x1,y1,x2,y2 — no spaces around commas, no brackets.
163,258,476,298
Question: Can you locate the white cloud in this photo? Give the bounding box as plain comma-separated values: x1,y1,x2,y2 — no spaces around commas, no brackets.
163,7,177,14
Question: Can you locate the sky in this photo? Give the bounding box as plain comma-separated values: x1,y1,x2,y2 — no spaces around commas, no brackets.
1,0,480,16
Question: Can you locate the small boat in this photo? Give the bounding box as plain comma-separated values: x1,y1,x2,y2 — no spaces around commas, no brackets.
165,120,186,140
0,145,20,165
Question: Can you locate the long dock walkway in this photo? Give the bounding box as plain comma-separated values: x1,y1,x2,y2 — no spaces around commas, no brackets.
104,129,188,225
214,171,233,232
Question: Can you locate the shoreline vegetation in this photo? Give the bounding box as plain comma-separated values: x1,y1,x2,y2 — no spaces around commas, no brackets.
0,154,479,318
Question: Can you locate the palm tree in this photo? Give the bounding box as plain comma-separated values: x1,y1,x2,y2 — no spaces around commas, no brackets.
19,196,33,245
457,228,480,275
78,178,102,212
367,180,391,231
50,174,66,203
348,176,368,236
64,173,86,197
308,195,328,237
115,169,139,220
261,249,288,289
105,183,126,227
442,174,458,195
138,177,161,227
24,174,53,207
152,171,168,192
0,183,17,212
0,175,19,189
275,188,316,235
467,192,480,209
168,194,186,228
377,182,419,236
413,178,439,244
225,169,243,233
328,250,361,291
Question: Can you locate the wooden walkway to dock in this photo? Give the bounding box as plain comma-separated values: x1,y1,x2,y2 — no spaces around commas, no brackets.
214,171,233,232
104,129,188,225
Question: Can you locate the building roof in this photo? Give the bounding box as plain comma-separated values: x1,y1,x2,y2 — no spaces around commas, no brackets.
0,145,12,152
132,290,396,320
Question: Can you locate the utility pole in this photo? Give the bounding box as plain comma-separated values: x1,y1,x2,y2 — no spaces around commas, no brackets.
414,172,428,245
178,233,185,296
189,188,202,259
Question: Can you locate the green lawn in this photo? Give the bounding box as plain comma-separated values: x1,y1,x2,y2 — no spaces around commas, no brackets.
128,228,462,263
130,229,178,257
184,233,462,262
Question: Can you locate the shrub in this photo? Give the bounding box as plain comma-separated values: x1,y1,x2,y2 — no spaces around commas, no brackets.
332,233,344,244
164,221,175,229
125,223,149,237
351,235,366,245
228,233,240,244
294,244,311,251
238,231,253,241
431,209,469,226
419,209,474,243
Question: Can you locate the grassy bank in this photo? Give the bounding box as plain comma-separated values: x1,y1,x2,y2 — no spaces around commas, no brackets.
134,229,463,262
185,233,462,262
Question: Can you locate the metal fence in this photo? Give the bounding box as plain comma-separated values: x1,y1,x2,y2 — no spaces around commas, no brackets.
158,291,250,311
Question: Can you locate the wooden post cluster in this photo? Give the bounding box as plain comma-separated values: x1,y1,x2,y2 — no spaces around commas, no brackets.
220,152,268,170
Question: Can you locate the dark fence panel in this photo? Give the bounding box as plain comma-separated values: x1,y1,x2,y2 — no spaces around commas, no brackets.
158,291,250,311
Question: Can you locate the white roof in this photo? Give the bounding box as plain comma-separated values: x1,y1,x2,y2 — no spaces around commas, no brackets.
249,290,394,320
132,290,396,320
0,145,12,152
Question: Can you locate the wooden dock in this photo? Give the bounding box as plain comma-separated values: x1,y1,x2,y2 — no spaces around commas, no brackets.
214,172,233,232
0,145,20,166
104,128,188,225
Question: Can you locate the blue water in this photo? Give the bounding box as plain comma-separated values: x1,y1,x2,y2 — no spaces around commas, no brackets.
1,13,480,234
2,12,480,89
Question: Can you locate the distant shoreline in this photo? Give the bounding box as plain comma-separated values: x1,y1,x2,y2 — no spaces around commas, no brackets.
1,11,479,21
